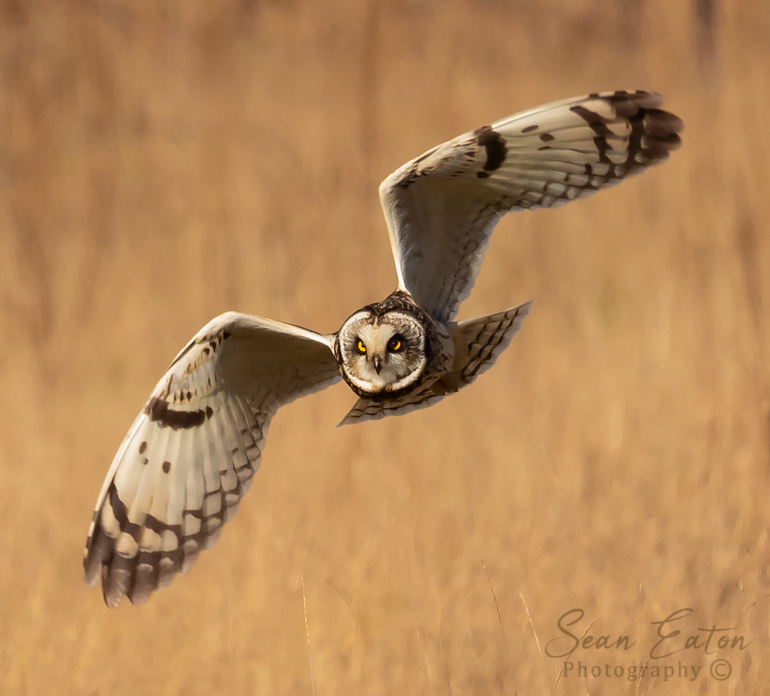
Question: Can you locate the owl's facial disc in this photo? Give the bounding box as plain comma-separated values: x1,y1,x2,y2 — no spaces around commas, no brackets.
338,310,427,396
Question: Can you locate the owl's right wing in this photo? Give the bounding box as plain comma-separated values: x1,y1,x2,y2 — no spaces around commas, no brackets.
83,312,341,607
380,90,683,324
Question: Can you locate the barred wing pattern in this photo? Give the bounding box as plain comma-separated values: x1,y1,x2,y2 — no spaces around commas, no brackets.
451,302,533,384
339,386,446,426
84,313,340,607
380,90,683,324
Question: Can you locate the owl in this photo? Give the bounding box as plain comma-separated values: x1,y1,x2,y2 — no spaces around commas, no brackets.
84,91,682,606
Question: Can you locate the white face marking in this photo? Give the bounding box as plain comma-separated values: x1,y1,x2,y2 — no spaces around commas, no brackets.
338,310,427,395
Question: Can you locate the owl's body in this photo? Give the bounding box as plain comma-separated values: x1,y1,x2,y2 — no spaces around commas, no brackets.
84,91,683,606
334,289,531,423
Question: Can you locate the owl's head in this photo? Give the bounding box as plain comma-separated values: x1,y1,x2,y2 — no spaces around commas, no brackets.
336,309,427,398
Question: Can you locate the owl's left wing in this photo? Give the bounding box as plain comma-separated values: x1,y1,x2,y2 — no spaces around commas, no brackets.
380,90,683,323
84,312,340,607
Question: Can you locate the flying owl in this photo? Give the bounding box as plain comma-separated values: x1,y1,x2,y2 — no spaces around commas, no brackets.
84,91,683,606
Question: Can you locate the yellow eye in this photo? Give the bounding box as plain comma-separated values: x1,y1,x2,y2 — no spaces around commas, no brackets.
388,336,403,352
357,340,367,354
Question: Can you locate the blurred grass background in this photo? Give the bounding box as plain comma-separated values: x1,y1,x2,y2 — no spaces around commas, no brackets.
1,0,770,693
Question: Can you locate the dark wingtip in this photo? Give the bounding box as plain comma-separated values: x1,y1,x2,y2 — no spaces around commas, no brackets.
641,107,684,161
600,90,663,117
644,108,684,136
643,133,683,160
101,558,132,609
84,524,113,586
600,92,685,137
595,91,684,164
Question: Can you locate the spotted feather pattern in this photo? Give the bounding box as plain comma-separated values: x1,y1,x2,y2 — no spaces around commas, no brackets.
380,90,683,324
84,312,340,607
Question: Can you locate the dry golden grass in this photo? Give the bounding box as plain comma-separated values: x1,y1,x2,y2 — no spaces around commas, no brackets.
1,0,770,693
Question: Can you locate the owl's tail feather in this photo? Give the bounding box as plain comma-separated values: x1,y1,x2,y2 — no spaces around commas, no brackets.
338,301,532,426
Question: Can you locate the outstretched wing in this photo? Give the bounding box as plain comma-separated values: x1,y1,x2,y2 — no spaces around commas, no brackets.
84,312,340,607
380,90,683,323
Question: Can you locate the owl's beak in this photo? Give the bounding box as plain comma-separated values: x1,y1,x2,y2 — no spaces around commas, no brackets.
373,356,382,374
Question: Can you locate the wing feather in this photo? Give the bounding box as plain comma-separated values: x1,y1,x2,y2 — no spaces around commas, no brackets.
380,90,683,322
84,312,340,607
